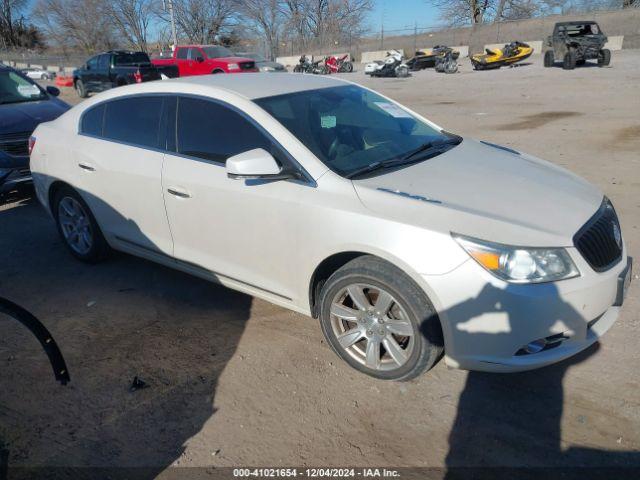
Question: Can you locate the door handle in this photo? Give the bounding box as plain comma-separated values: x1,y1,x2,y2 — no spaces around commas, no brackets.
167,187,191,199
78,163,95,171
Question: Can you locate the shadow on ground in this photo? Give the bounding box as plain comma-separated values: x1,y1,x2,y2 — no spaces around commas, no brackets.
0,196,252,479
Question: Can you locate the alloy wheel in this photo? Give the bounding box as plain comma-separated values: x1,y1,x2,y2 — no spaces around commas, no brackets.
58,196,93,255
330,284,415,371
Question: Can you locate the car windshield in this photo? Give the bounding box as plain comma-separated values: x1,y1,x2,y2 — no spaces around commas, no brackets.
202,46,234,58
0,70,47,105
114,52,151,65
254,85,458,178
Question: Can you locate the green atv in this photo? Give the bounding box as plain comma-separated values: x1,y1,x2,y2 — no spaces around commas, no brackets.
544,21,611,70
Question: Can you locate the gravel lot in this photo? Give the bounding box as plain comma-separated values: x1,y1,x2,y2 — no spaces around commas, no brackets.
1,51,639,475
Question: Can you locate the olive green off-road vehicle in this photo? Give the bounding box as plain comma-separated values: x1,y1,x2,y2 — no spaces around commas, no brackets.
544,21,611,70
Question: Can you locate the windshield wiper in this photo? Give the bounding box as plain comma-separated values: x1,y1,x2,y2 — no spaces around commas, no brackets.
345,137,461,180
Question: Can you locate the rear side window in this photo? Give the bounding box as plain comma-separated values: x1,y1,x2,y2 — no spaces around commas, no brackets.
176,97,271,163
80,104,105,136
103,96,164,148
98,54,110,69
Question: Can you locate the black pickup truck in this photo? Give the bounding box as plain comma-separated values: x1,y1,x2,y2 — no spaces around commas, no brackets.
73,50,177,98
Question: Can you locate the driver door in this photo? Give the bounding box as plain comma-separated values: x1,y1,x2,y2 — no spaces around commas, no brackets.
161,95,307,301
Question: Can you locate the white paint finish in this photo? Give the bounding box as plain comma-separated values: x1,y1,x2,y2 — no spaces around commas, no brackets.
360,49,405,63
28,77,628,373
226,148,281,177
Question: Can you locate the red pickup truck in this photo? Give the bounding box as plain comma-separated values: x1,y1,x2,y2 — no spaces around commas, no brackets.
152,45,258,77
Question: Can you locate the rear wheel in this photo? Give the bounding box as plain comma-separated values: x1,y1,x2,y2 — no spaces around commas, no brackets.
53,187,110,263
341,61,354,73
563,50,576,70
598,49,611,67
543,50,554,67
319,256,443,381
75,79,88,98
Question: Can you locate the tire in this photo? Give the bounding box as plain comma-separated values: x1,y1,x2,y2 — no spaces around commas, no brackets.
75,79,88,98
53,187,110,263
395,65,409,78
42,73,50,81
293,65,302,73
598,49,611,67
443,59,458,74
318,256,443,381
341,61,354,73
562,51,576,70
543,50,554,67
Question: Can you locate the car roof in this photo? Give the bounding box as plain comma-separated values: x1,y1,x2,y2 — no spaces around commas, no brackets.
556,21,597,26
162,73,350,99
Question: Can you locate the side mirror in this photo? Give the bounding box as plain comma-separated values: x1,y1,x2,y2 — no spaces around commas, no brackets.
226,148,294,181
196,56,205,63
46,86,60,97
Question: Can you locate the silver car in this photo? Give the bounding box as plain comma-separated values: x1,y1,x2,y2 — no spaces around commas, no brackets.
30,74,632,380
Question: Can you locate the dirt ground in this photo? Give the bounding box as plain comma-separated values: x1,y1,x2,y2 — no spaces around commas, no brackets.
1,51,639,477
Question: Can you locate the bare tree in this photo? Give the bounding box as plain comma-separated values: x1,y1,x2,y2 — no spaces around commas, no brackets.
107,0,157,52
0,0,27,47
238,0,284,60
32,0,116,53
429,0,493,26
495,0,540,20
170,0,237,44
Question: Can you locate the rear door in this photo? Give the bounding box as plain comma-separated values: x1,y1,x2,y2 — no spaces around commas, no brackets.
96,54,112,90
161,95,306,300
74,95,174,257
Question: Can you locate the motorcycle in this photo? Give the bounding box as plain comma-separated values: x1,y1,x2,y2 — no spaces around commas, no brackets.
434,48,460,74
293,55,328,74
365,50,410,78
324,54,354,73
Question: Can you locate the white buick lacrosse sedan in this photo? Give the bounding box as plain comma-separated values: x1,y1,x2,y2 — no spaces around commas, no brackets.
30,74,631,380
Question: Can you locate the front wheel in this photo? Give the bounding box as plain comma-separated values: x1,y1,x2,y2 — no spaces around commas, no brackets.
319,256,443,381
563,51,576,70
75,79,88,98
598,49,611,67
340,61,354,73
543,50,554,67
53,187,110,263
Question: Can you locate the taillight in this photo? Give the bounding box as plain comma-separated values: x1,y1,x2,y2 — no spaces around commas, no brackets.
134,70,142,83
28,136,36,155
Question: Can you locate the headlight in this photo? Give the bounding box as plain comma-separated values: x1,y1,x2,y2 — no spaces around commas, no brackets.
227,63,239,70
453,234,580,283
260,66,275,72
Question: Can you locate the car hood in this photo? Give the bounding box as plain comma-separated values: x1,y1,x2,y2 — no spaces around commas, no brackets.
0,98,70,132
256,60,285,70
352,138,603,247
0,97,70,167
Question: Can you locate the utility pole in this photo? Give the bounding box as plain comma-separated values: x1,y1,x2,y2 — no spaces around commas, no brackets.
163,0,178,50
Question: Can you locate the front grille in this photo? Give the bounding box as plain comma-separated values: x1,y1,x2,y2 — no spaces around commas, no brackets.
0,131,31,157
239,61,256,70
573,198,622,272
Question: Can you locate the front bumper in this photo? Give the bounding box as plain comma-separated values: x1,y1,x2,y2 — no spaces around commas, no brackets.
423,247,630,372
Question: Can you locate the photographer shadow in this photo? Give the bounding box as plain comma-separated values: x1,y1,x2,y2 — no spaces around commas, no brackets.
441,283,640,478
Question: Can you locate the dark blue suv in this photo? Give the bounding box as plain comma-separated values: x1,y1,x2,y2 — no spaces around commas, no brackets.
0,64,70,200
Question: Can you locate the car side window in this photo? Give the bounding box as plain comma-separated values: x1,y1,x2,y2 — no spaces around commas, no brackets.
86,56,99,70
98,54,110,70
176,97,272,164
103,96,164,148
176,48,188,60
80,104,106,136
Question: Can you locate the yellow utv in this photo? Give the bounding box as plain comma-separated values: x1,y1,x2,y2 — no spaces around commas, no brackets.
471,41,533,70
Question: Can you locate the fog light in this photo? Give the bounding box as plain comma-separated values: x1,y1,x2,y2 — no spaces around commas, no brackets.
522,339,546,354
516,333,569,356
